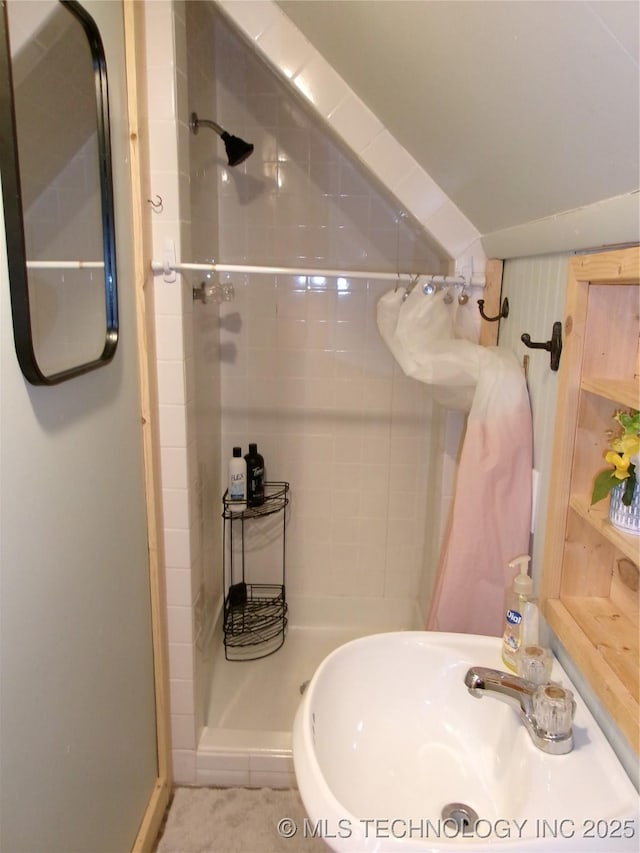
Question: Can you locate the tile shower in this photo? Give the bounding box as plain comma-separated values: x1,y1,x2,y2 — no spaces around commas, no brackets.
147,0,467,785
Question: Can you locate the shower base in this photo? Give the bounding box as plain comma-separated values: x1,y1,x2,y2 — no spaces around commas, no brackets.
196,594,420,788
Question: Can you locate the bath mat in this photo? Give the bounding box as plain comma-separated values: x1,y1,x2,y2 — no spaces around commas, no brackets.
154,786,328,852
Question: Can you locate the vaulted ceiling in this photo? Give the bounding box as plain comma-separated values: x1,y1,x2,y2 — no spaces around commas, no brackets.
276,0,639,257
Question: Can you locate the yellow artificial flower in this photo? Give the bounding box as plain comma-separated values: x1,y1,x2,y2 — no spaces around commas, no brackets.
591,408,639,506
605,450,630,480
611,433,640,457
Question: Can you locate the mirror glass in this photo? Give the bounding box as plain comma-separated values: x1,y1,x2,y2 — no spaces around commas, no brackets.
0,0,117,384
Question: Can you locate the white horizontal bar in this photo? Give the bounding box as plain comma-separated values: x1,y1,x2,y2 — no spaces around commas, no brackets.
150,259,485,287
214,263,439,282
26,260,105,270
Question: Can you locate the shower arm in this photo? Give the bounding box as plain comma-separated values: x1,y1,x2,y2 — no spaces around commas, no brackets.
190,113,225,137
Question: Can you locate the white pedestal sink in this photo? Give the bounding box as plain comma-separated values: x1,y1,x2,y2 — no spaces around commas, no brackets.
293,632,639,852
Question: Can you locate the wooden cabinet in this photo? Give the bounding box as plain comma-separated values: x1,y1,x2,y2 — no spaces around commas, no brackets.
541,247,639,755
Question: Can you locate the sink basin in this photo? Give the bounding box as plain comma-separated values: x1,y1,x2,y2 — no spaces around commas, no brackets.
293,632,639,851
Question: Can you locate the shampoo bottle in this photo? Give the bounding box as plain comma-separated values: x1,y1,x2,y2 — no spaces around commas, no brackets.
502,554,538,671
244,443,265,507
228,446,246,511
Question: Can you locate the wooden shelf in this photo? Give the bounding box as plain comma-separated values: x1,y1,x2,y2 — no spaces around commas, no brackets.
570,494,640,563
580,377,640,409
546,598,639,753
541,247,640,757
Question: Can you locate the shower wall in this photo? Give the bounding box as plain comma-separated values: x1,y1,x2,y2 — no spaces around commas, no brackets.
210,6,448,601
187,0,224,757
146,0,459,782
145,0,205,782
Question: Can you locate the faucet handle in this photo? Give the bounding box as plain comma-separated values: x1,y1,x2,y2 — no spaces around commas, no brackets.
516,645,553,685
193,280,235,304
533,683,576,738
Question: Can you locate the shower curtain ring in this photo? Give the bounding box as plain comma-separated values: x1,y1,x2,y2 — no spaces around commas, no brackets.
402,274,421,301
423,276,437,295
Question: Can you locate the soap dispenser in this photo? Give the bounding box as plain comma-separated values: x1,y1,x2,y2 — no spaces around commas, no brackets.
502,554,538,671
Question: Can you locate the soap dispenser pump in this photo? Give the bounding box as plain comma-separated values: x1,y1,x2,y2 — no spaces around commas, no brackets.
502,554,537,671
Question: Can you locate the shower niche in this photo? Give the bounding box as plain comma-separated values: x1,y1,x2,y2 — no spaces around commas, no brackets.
222,481,290,661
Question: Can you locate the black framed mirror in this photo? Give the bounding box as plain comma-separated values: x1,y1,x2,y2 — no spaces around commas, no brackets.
0,0,118,384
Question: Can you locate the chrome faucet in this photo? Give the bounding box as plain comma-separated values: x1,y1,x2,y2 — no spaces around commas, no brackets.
464,666,576,755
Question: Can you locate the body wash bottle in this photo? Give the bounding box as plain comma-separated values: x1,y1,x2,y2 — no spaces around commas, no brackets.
502,554,538,671
244,443,265,507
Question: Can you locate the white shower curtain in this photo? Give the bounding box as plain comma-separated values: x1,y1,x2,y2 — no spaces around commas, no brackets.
377,286,532,636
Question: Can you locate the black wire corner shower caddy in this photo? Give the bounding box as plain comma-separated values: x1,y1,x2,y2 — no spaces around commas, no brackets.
221,481,289,661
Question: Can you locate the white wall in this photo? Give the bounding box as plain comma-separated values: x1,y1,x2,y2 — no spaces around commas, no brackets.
215,0,484,264
276,0,640,258
146,0,228,785
144,0,200,784
499,254,568,585
187,0,224,770
0,1,157,849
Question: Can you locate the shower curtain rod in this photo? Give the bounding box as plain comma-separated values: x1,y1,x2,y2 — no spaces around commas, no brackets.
26,260,105,269
150,259,486,288
25,258,485,291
